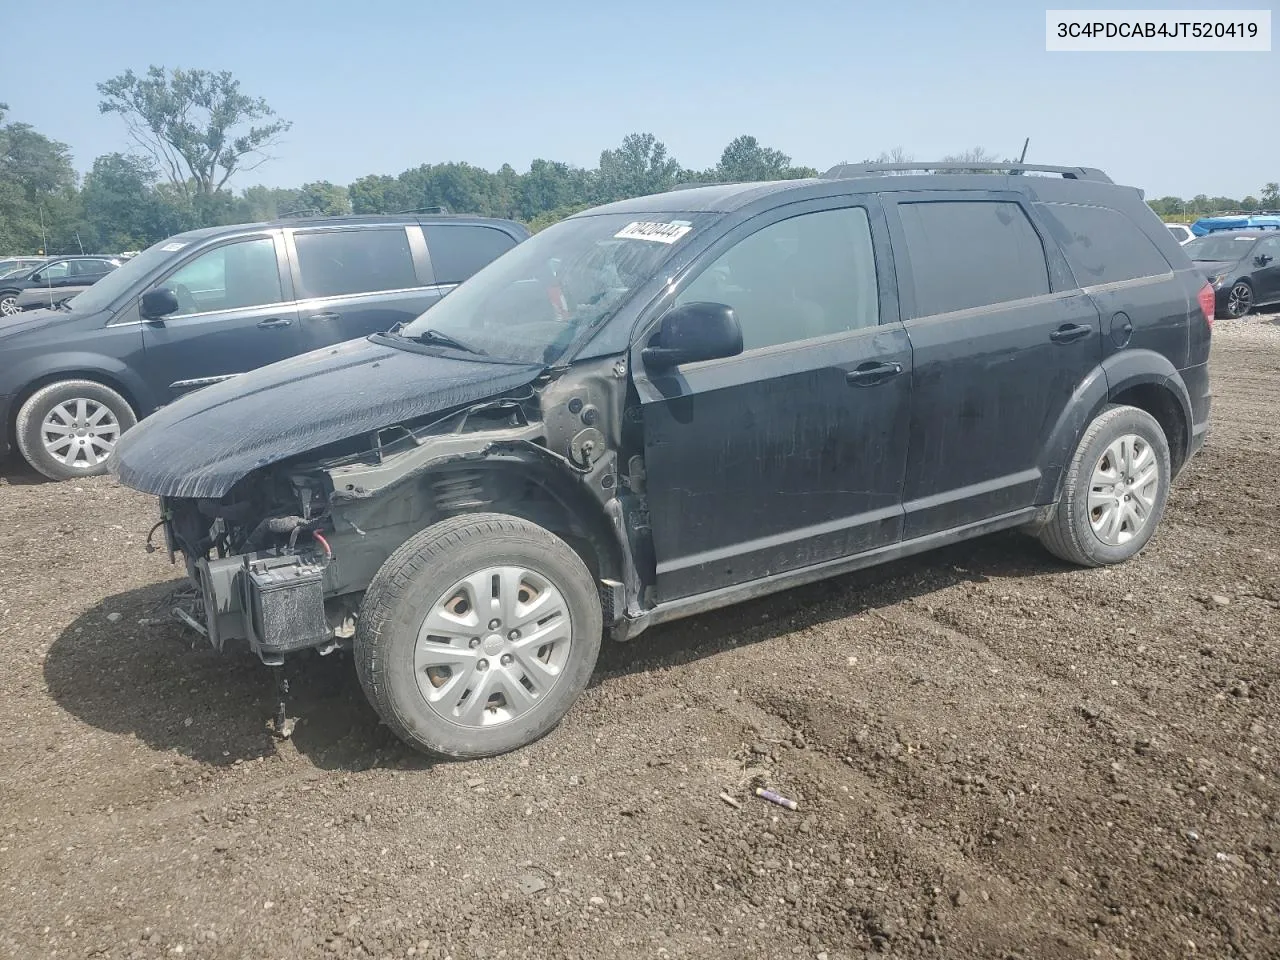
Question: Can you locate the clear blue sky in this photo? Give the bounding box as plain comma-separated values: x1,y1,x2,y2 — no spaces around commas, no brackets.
2,0,1275,200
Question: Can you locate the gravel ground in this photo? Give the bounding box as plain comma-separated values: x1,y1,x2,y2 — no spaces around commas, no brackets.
1,311,1278,960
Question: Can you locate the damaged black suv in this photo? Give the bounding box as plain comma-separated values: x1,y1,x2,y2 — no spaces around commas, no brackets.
111,162,1213,759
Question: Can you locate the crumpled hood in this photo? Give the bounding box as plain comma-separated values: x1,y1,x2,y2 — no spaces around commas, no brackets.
111,336,543,499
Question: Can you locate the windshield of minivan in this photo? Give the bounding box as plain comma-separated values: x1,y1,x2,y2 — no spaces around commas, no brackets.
395,212,714,365
62,237,192,314
1183,235,1258,262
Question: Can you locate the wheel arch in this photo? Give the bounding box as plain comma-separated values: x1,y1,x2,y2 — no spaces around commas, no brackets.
1036,350,1193,504
9,367,149,446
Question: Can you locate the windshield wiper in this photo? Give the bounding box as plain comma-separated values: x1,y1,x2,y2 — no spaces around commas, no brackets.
408,328,488,356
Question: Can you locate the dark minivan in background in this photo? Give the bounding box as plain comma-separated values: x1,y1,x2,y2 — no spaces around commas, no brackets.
0,214,529,480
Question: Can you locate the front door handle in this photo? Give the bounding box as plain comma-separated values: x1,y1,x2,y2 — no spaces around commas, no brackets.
1049,323,1092,344
305,311,340,322
846,360,903,386
257,317,292,329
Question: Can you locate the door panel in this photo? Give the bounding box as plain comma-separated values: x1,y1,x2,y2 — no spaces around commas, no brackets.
899,293,1102,535
1254,237,1280,302
640,327,912,600
139,235,300,401
885,195,1103,537
634,198,911,602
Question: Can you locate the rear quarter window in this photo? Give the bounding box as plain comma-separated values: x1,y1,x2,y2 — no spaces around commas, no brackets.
896,200,1051,316
424,224,518,285
1035,203,1172,286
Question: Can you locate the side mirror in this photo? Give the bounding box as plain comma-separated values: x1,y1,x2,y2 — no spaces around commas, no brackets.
140,287,180,321
641,301,743,371
1255,254,1274,267
28,272,41,284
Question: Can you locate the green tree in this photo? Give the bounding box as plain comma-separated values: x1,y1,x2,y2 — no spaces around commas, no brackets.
294,181,351,216
97,66,291,200
0,104,80,252
1262,182,1279,208
349,174,405,214
79,153,180,249
714,135,815,182
595,133,683,203
1240,195,1260,212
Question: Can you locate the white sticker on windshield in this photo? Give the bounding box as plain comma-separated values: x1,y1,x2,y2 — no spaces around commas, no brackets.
614,221,693,244
160,242,187,252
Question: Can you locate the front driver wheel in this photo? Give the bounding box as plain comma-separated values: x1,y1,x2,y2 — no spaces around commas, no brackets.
355,513,603,759
14,380,137,481
0,292,20,316
1038,404,1171,567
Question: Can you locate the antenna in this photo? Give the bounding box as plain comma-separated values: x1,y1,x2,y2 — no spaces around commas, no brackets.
75,231,85,255
1018,138,1030,164
39,207,53,306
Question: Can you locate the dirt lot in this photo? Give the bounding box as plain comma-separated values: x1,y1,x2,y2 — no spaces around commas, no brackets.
1,314,1278,960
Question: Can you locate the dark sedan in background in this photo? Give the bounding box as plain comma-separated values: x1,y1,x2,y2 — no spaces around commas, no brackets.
0,256,123,316
1183,230,1280,318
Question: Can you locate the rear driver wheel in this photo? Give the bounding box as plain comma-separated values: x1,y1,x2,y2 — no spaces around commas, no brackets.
355,513,603,759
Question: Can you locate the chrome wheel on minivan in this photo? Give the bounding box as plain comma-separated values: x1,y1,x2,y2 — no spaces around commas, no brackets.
14,379,137,482
1225,281,1253,319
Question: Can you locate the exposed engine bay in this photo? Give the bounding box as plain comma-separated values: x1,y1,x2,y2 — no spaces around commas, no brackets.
158,357,652,665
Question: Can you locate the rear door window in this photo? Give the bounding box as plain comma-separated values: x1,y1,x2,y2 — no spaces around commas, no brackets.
896,201,1051,316
1035,203,1172,285
424,224,518,284
293,227,419,299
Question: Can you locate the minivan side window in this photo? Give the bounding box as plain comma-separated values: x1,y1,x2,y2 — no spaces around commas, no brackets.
1035,203,1171,286
675,206,880,352
897,201,1051,316
424,225,518,285
164,238,284,317
294,228,419,299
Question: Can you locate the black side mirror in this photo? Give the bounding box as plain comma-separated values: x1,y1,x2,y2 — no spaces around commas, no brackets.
140,287,180,321
1255,254,1274,267
641,301,743,371
29,271,41,283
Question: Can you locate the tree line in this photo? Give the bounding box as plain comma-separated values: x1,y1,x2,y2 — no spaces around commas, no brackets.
2,66,1276,256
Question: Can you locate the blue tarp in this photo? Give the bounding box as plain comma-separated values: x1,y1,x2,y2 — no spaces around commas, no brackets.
1190,215,1280,236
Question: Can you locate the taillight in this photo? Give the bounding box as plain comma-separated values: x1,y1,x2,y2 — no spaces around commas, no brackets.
1197,281,1215,330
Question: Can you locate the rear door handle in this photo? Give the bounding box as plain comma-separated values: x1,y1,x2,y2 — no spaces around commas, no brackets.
846,361,903,386
305,311,340,322
257,317,292,329
1049,323,1092,344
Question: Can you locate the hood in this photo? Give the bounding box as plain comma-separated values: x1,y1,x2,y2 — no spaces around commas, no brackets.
0,306,65,336
111,336,544,499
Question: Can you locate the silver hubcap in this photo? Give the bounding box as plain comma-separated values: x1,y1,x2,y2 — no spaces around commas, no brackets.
41,398,121,468
0,296,18,316
1228,284,1251,316
1088,434,1159,546
414,565,573,728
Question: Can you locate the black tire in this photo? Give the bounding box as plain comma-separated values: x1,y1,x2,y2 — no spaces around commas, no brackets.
1038,404,1171,567
0,291,19,317
14,379,137,481
355,513,603,759
1224,280,1253,319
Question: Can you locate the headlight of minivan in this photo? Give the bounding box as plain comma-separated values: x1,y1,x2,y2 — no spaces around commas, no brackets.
1210,273,1228,287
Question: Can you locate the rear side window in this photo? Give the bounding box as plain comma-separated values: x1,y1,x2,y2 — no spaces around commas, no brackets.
897,201,1050,316
424,225,517,284
1036,203,1171,285
294,228,419,299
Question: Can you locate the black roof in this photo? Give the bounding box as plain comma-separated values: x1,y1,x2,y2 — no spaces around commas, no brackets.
576,166,1139,220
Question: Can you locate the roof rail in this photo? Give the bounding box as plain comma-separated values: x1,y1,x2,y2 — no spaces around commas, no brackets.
277,208,324,219
670,180,730,190
824,162,1113,183
397,205,451,215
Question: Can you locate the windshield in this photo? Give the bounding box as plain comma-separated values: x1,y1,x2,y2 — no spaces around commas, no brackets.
63,236,195,314
1184,235,1257,261
396,212,715,364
